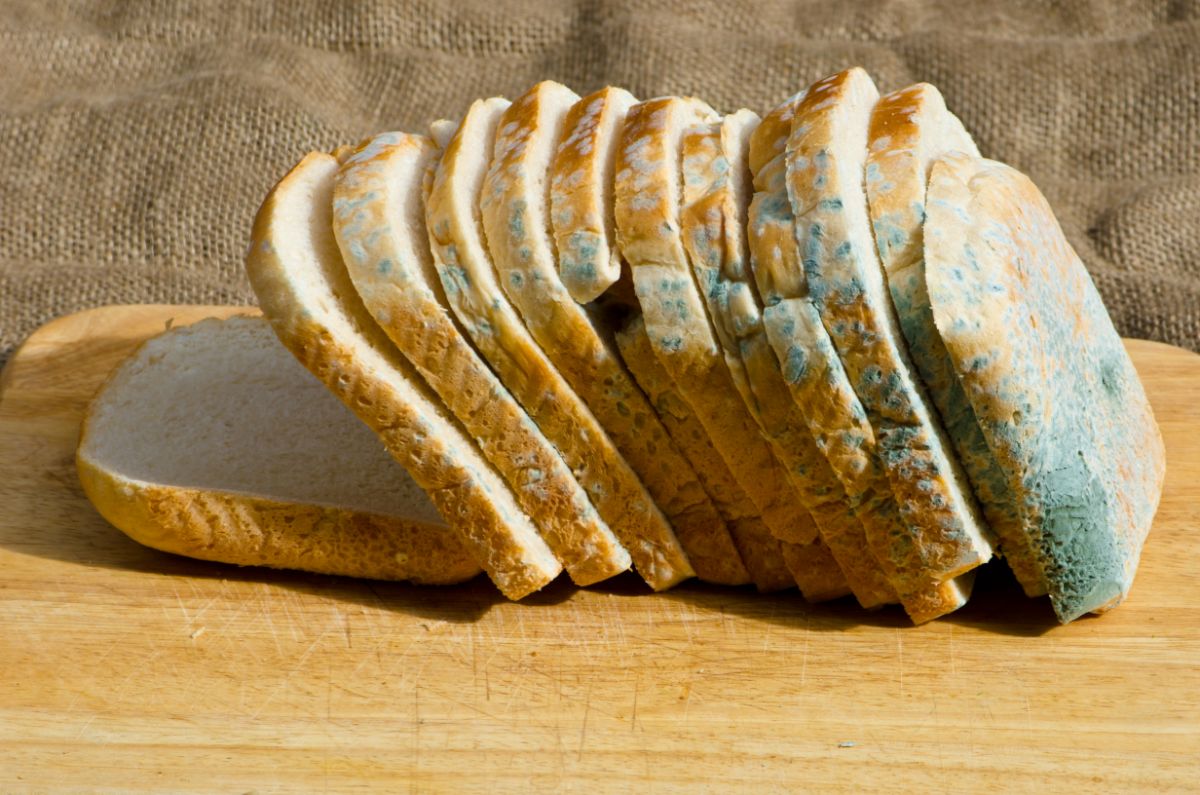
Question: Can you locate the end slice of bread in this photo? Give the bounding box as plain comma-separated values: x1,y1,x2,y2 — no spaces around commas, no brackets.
924,153,1165,622
77,316,480,585
244,151,561,600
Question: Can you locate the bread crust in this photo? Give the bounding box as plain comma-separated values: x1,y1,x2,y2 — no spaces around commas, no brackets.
245,152,562,600
925,153,1165,622
332,132,630,587
76,455,481,585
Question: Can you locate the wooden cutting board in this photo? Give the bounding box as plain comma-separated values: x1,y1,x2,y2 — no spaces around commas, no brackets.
1,305,1197,793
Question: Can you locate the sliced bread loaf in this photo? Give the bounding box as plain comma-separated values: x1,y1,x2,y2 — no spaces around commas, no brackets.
244,151,561,599
924,153,1165,622
865,84,1044,597
331,131,630,586
426,97,694,591
682,110,895,609
752,92,973,623
76,315,480,585
614,314,800,594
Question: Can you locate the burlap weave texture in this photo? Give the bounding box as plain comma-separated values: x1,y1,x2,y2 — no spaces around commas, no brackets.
2,0,1197,364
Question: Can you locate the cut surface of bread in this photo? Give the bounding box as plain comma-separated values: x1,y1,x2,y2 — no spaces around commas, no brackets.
614,315,794,592
244,151,561,600
484,81,746,585
426,97,694,591
683,110,894,609
331,131,630,587
865,83,1044,597
550,86,638,304
752,92,970,623
925,153,1165,622
615,95,818,555
76,316,481,585
783,68,995,597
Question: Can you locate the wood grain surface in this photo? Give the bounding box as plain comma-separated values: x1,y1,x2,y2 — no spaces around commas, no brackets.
1,305,1197,794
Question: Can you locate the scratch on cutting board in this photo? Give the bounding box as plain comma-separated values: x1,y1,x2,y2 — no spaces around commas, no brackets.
896,628,905,695
630,673,640,733
949,623,958,677
800,615,810,687
577,685,592,760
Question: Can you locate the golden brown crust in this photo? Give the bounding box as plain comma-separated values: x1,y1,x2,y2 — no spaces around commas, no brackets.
245,152,561,600
333,132,631,587
76,456,481,585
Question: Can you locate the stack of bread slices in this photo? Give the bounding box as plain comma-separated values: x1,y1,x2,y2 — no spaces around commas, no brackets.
78,68,1165,624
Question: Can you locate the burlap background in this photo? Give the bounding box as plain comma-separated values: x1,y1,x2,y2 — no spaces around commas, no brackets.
2,1,1197,366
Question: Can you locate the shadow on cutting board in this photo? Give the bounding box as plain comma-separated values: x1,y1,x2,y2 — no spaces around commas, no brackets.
4,463,1061,636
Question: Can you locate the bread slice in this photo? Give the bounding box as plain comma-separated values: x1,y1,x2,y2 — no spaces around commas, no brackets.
615,96,818,549
76,315,481,585
683,111,896,608
330,132,630,587
550,86,638,304
426,97,694,591
780,69,995,599
752,91,973,623
865,84,1045,598
244,151,561,600
924,153,1166,622
613,314,799,593
544,87,748,588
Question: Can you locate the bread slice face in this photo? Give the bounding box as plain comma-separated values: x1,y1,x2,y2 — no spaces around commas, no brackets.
331,132,631,587
925,154,1165,622
544,87,748,588
615,96,819,549
550,86,638,304
244,151,561,600
683,110,894,609
865,84,1045,598
76,316,481,585
752,91,972,623
614,315,795,592
426,97,694,591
